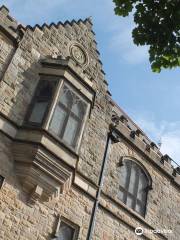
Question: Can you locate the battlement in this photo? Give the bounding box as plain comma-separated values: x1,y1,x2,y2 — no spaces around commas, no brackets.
0,5,19,42
111,99,180,181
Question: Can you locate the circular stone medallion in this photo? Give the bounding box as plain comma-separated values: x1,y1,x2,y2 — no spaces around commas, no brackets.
70,43,88,67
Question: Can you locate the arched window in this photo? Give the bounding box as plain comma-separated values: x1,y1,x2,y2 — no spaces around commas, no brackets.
118,159,151,217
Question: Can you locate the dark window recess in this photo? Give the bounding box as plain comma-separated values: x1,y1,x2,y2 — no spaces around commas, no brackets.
56,221,76,240
49,84,87,148
27,79,57,125
118,160,149,217
0,175,4,189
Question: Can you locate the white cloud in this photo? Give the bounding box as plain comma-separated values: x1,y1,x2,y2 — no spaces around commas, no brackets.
110,26,148,64
161,133,180,165
107,8,149,65
133,114,180,166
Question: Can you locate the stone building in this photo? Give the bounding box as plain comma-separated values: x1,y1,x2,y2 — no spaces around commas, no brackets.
0,5,179,240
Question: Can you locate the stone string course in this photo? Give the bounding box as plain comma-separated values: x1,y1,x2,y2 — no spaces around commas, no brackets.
0,5,179,240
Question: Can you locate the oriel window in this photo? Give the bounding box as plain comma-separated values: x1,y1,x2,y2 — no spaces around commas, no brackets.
26,76,89,151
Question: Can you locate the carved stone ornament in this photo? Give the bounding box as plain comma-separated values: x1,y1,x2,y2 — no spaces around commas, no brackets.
69,43,88,67
13,142,72,203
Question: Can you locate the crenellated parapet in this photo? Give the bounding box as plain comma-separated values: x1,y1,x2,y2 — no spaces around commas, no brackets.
0,5,20,42
111,102,180,187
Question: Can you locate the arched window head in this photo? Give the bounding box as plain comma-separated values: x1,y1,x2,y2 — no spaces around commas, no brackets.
118,159,151,217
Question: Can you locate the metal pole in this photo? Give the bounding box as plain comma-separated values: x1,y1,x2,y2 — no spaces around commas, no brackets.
86,132,112,240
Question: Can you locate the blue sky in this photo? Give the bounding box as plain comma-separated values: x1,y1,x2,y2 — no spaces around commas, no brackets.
2,0,180,165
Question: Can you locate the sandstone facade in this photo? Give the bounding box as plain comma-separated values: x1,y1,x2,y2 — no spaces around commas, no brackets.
0,5,179,240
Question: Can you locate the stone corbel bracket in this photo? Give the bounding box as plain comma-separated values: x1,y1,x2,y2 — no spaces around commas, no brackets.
13,142,72,203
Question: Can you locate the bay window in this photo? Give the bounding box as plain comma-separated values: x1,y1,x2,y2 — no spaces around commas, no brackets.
15,57,94,203
26,76,89,151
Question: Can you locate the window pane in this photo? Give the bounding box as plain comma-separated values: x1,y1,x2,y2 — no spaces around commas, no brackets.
50,106,67,136
117,188,125,202
57,222,75,240
38,82,53,99
72,101,86,119
126,195,134,208
135,201,144,215
29,101,48,123
129,163,138,194
63,116,79,146
119,164,129,188
27,79,57,124
137,171,148,202
60,86,73,108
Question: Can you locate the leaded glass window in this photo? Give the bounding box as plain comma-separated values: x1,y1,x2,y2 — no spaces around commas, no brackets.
118,159,150,217
49,83,87,148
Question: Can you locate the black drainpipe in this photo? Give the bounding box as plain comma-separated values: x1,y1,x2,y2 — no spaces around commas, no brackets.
87,125,120,240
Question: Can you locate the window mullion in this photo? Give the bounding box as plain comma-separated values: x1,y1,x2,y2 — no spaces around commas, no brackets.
70,111,82,121
44,79,63,129
71,117,82,147
61,98,76,140
133,167,140,210
60,107,71,139
124,162,132,204
61,88,75,138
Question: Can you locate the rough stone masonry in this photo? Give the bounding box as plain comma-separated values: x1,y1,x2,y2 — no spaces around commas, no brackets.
0,5,179,240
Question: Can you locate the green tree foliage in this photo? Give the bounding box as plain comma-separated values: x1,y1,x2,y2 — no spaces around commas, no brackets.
113,0,180,72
